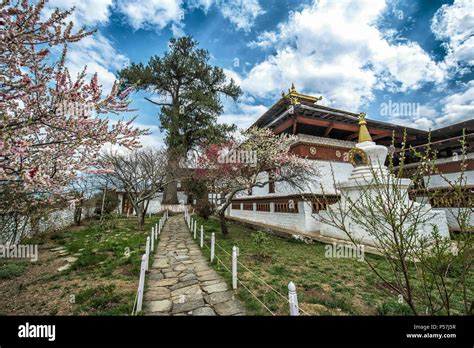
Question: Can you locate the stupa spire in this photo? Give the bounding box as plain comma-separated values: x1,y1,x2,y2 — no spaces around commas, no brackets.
358,112,372,143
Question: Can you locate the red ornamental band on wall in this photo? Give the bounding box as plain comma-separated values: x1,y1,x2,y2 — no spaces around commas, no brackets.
290,143,352,162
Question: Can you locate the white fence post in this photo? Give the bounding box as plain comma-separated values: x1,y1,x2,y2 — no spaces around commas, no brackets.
193,222,197,239
210,233,215,262
155,223,158,238
193,220,197,237
136,254,146,313
151,228,155,252
288,281,300,316
232,246,238,289
145,237,150,271
200,225,203,248
158,219,162,235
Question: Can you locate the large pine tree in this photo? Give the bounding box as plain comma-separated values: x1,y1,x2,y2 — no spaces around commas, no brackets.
119,37,241,204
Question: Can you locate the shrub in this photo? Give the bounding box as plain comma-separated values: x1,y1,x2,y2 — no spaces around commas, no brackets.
252,231,271,259
196,200,213,220
93,191,119,217
0,262,29,279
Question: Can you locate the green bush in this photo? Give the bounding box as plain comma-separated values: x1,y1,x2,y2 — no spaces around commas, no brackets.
376,301,412,315
0,262,29,279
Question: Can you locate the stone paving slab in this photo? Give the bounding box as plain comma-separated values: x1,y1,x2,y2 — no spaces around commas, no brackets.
143,214,246,316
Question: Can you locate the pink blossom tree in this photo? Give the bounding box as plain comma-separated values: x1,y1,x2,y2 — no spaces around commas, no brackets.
196,127,318,235
0,0,146,222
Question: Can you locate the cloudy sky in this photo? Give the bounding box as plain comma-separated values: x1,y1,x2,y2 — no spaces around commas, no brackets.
46,0,474,147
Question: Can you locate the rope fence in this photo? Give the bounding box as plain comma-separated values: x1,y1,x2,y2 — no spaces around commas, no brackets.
184,209,308,316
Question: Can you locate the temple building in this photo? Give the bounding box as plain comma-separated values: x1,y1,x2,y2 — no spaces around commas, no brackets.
227,84,474,240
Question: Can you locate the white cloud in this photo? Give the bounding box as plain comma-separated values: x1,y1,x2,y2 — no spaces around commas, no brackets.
386,82,474,130
189,0,264,31
221,68,268,128
44,0,113,26
101,122,165,155
188,0,214,13
218,0,265,32
437,81,474,126
219,103,268,129
388,105,439,131
66,33,129,94
431,0,474,74
43,0,128,95
115,0,183,30
244,0,444,110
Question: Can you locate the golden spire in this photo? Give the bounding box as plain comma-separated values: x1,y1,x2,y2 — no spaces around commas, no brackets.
358,112,372,143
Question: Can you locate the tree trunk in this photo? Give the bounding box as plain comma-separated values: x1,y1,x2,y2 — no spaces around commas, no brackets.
219,211,228,236
100,184,107,221
136,204,144,230
162,180,178,204
162,150,179,204
74,204,83,226
218,198,233,236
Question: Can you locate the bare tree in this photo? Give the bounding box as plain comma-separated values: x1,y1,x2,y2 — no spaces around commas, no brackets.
70,174,99,225
100,148,169,229
417,129,474,314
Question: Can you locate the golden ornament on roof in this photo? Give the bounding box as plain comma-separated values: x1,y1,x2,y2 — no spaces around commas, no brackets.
282,83,323,104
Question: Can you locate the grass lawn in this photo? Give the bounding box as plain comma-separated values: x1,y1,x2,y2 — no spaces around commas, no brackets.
190,215,473,316
0,214,161,315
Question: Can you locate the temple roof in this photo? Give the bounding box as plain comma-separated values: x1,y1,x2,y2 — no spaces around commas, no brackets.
250,84,474,149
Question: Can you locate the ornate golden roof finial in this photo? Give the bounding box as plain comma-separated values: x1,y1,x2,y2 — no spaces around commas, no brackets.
281,83,322,104
358,112,372,143
290,82,297,94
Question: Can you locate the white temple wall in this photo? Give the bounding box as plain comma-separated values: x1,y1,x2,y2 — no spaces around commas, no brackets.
234,159,354,198
425,170,474,189
437,208,474,231
228,154,470,240
228,201,319,235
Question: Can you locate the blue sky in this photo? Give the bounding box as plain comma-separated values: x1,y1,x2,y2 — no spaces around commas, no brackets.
44,0,474,147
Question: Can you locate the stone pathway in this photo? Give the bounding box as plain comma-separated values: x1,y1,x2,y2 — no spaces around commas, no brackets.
143,215,246,316
50,246,79,272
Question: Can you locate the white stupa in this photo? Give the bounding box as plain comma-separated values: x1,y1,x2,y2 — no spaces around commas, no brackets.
319,113,450,247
